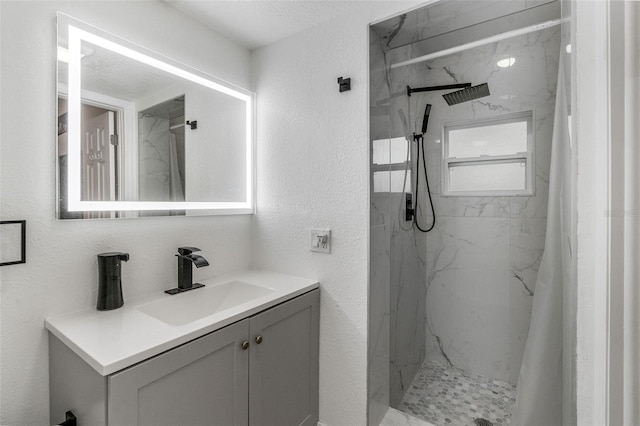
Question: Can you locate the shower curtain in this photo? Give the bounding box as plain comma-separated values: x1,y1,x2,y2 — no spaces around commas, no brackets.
168,132,184,201
510,54,571,425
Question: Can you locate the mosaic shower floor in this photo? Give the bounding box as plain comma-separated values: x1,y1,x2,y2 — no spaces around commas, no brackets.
398,360,516,426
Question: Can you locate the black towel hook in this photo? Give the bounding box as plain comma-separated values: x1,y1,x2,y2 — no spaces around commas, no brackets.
337,77,351,92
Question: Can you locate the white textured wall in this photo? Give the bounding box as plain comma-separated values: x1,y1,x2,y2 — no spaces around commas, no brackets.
0,2,252,424
250,3,419,425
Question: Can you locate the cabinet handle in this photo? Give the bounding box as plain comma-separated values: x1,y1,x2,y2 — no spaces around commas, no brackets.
255,335,263,344
241,341,249,350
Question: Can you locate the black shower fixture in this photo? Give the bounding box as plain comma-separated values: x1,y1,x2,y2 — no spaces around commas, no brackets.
406,82,490,105
421,103,431,134
404,81,491,234
409,102,436,233
442,83,490,106
413,103,431,142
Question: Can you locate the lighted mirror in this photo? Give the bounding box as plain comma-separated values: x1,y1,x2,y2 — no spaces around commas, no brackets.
56,13,254,219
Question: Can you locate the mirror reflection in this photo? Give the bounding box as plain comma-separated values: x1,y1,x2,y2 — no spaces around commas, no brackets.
56,13,254,219
139,96,186,204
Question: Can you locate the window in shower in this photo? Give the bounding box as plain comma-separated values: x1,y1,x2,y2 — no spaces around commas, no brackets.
372,137,410,193
442,111,534,196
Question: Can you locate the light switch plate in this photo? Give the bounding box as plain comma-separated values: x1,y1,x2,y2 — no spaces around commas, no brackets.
310,229,331,253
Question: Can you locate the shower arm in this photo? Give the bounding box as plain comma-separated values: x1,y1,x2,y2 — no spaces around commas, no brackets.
406,83,471,97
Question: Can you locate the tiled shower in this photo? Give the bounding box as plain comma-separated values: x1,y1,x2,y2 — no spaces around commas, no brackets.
368,1,563,425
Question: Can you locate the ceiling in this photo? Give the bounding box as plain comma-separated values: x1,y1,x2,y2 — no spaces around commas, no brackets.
165,0,393,50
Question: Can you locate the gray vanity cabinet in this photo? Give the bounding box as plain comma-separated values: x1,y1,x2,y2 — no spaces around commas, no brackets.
108,319,250,426
49,289,319,426
249,289,320,426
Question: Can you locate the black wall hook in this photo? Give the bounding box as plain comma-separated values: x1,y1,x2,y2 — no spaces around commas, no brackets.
186,120,197,130
59,411,77,426
338,77,351,92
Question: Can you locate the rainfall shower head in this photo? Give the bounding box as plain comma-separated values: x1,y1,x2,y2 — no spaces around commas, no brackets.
442,83,490,106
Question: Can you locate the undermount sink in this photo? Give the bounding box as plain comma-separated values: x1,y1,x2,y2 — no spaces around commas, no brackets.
137,280,276,326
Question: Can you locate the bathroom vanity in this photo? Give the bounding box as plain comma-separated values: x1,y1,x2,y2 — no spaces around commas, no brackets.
46,270,319,426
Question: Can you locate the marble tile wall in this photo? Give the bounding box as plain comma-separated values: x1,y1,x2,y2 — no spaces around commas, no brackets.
382,39,429,408
369,28,392,426
138,114,171,201
385,26,560,385
370,0,558,50
369,26,428,416
370,193,392,424
389,191,427,407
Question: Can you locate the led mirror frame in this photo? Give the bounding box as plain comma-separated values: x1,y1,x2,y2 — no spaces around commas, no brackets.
63,20,255,213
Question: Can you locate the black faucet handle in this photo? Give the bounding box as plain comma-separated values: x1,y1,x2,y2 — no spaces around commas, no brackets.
178,247,201,256
119,253,130,262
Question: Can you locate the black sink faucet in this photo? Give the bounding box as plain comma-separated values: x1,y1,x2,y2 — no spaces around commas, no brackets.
165,247,210,295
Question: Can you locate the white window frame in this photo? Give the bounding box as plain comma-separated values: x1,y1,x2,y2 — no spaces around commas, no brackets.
442,110,535,196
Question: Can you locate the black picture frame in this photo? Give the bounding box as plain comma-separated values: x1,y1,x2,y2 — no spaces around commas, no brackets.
0,220,26,266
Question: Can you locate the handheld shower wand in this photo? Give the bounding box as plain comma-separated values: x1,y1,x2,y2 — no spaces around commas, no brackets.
422,104,431,133
413,103,432,141
408,103,436,233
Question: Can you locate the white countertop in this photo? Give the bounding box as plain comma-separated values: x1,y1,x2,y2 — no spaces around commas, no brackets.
45,269,319,376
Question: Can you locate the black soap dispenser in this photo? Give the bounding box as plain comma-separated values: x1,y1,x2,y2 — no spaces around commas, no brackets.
97,252,129,311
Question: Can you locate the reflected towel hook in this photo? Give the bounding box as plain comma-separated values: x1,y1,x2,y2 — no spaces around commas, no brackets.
57,411,77,426
186,120,197,130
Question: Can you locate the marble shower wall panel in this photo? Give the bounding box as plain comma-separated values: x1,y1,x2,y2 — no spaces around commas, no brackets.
387,49,414,141
425,217,513,381
389,193,427,408
370,28,429,410
370,220,391,424
368,29,391,426
385,40,429,408
138,115,171,201
422,218,548,384
387,26,560,384
370,0,558,50
508,217,547,383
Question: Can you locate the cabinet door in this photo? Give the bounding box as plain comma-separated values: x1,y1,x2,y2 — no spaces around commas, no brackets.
108,319,249,426
249,290,319,426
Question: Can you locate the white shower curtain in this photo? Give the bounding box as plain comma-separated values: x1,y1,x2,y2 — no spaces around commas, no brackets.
510,53,572,426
